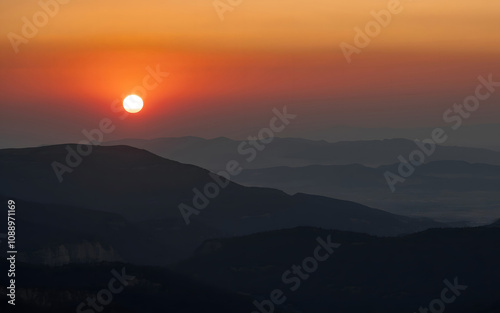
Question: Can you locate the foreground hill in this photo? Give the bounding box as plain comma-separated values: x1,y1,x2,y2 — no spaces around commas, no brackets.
174,225,500,313
2,224,499,313
0,262,271,313
105,137,500,170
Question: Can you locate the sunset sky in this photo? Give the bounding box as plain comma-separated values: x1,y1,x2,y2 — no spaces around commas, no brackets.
1,0,499,147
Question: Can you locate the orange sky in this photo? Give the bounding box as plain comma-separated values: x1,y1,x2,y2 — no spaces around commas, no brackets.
1,0,499,147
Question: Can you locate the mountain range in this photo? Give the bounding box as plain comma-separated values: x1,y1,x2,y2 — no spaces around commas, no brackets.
0,145,444,264
1,143,499,312
232,160,500,225
104,137,500,170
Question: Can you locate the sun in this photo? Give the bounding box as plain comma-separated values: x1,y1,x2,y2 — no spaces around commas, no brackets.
123,95,143,113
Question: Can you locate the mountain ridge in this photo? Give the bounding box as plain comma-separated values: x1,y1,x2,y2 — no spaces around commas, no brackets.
104,136,500,171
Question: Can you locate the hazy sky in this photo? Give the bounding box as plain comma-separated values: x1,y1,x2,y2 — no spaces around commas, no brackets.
1,0,499,147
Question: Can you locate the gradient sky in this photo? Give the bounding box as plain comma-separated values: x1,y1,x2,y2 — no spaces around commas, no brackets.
1,0,499,147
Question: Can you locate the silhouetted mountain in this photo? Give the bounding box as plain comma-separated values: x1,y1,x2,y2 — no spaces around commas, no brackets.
233,160,500,225
105,137,500,170
174,226,500,313
0,145,443,236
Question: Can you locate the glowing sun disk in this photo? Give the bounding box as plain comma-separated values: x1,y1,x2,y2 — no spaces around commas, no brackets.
123,95,143,113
